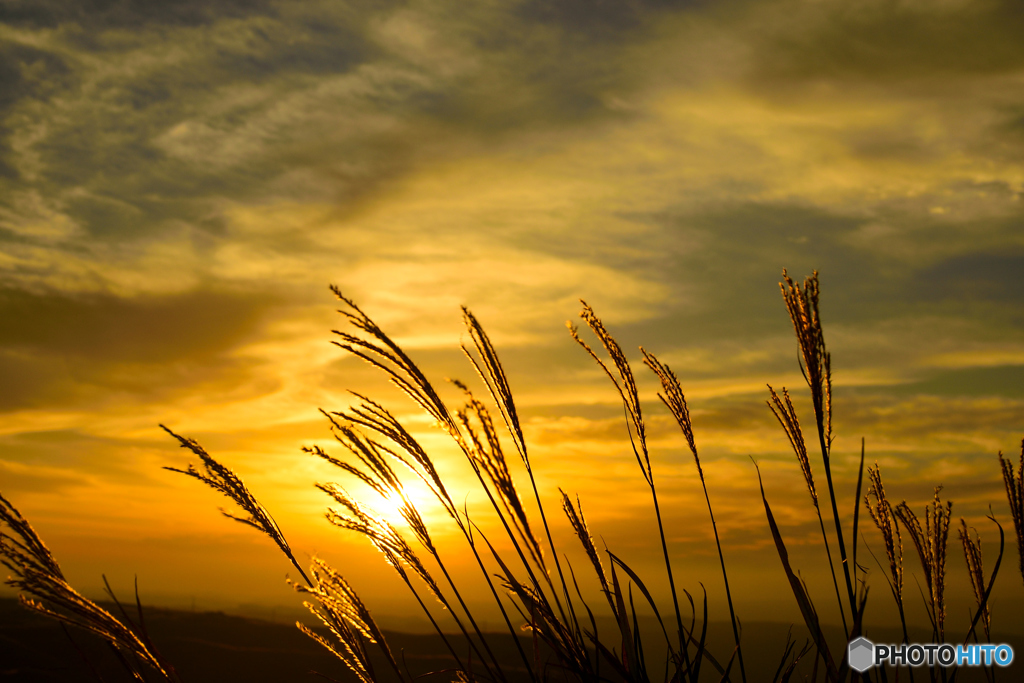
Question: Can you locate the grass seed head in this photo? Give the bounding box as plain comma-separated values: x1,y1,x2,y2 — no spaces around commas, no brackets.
457,391,545,572
780,270,832,450
958,519,990,640
570,302,651,484
642,348,699,468
999,440,1024,588
560,490,610,599
162,425,310,585
2,494,175,681
896,487,952,640
864,463,902,602
767,385,817,507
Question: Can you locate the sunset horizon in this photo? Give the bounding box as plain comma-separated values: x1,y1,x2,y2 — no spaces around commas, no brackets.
2,0,1024,679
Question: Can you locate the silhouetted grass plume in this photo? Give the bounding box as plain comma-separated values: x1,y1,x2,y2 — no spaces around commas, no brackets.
2,271,1020,683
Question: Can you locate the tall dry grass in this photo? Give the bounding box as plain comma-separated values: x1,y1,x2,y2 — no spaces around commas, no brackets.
1,493,178,682
999,443,1024,588
2,270,1022,683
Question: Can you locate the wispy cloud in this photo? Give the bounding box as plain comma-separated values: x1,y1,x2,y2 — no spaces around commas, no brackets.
1,0,1022,621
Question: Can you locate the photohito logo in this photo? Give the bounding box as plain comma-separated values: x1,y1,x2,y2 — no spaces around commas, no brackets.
847,637,1014,672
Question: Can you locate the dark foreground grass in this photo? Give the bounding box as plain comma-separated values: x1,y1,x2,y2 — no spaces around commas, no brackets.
2,271,1021,683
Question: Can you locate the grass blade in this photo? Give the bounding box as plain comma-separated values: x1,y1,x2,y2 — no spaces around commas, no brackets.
753,460,837,681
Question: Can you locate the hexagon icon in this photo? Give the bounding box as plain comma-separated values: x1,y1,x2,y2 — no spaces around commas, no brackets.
848,637,875,673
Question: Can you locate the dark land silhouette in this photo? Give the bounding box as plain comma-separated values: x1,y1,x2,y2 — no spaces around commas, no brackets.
3,599,1020,682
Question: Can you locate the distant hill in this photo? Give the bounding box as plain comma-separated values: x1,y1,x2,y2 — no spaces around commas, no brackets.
1,598,526,683
2,599,1018,681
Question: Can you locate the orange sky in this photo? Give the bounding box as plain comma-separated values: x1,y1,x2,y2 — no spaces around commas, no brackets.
2,0,1024,637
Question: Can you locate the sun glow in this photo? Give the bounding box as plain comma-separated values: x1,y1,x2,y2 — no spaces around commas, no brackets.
363,478,446,532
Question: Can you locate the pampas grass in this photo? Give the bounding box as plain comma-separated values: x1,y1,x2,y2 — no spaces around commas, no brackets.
767,385,848,638
959,520,990,642
2,270,1020,683
999,441,1024,589
779,272,856,628
1,494,178,682
895,489,953,642
864,464,909,648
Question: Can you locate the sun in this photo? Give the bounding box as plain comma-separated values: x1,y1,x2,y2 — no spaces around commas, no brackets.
366,478,443,531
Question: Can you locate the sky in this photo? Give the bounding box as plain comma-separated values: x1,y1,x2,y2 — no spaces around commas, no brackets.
1,0,1023,638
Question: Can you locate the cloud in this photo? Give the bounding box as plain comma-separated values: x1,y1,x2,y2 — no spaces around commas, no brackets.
0,456,83,492
0,0,685,249
743,0,1024,85
0,285,278,411
0,286,271,360
0,428,153,482
914,248,1024,305
1,0,1023,619
0,0,277,31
